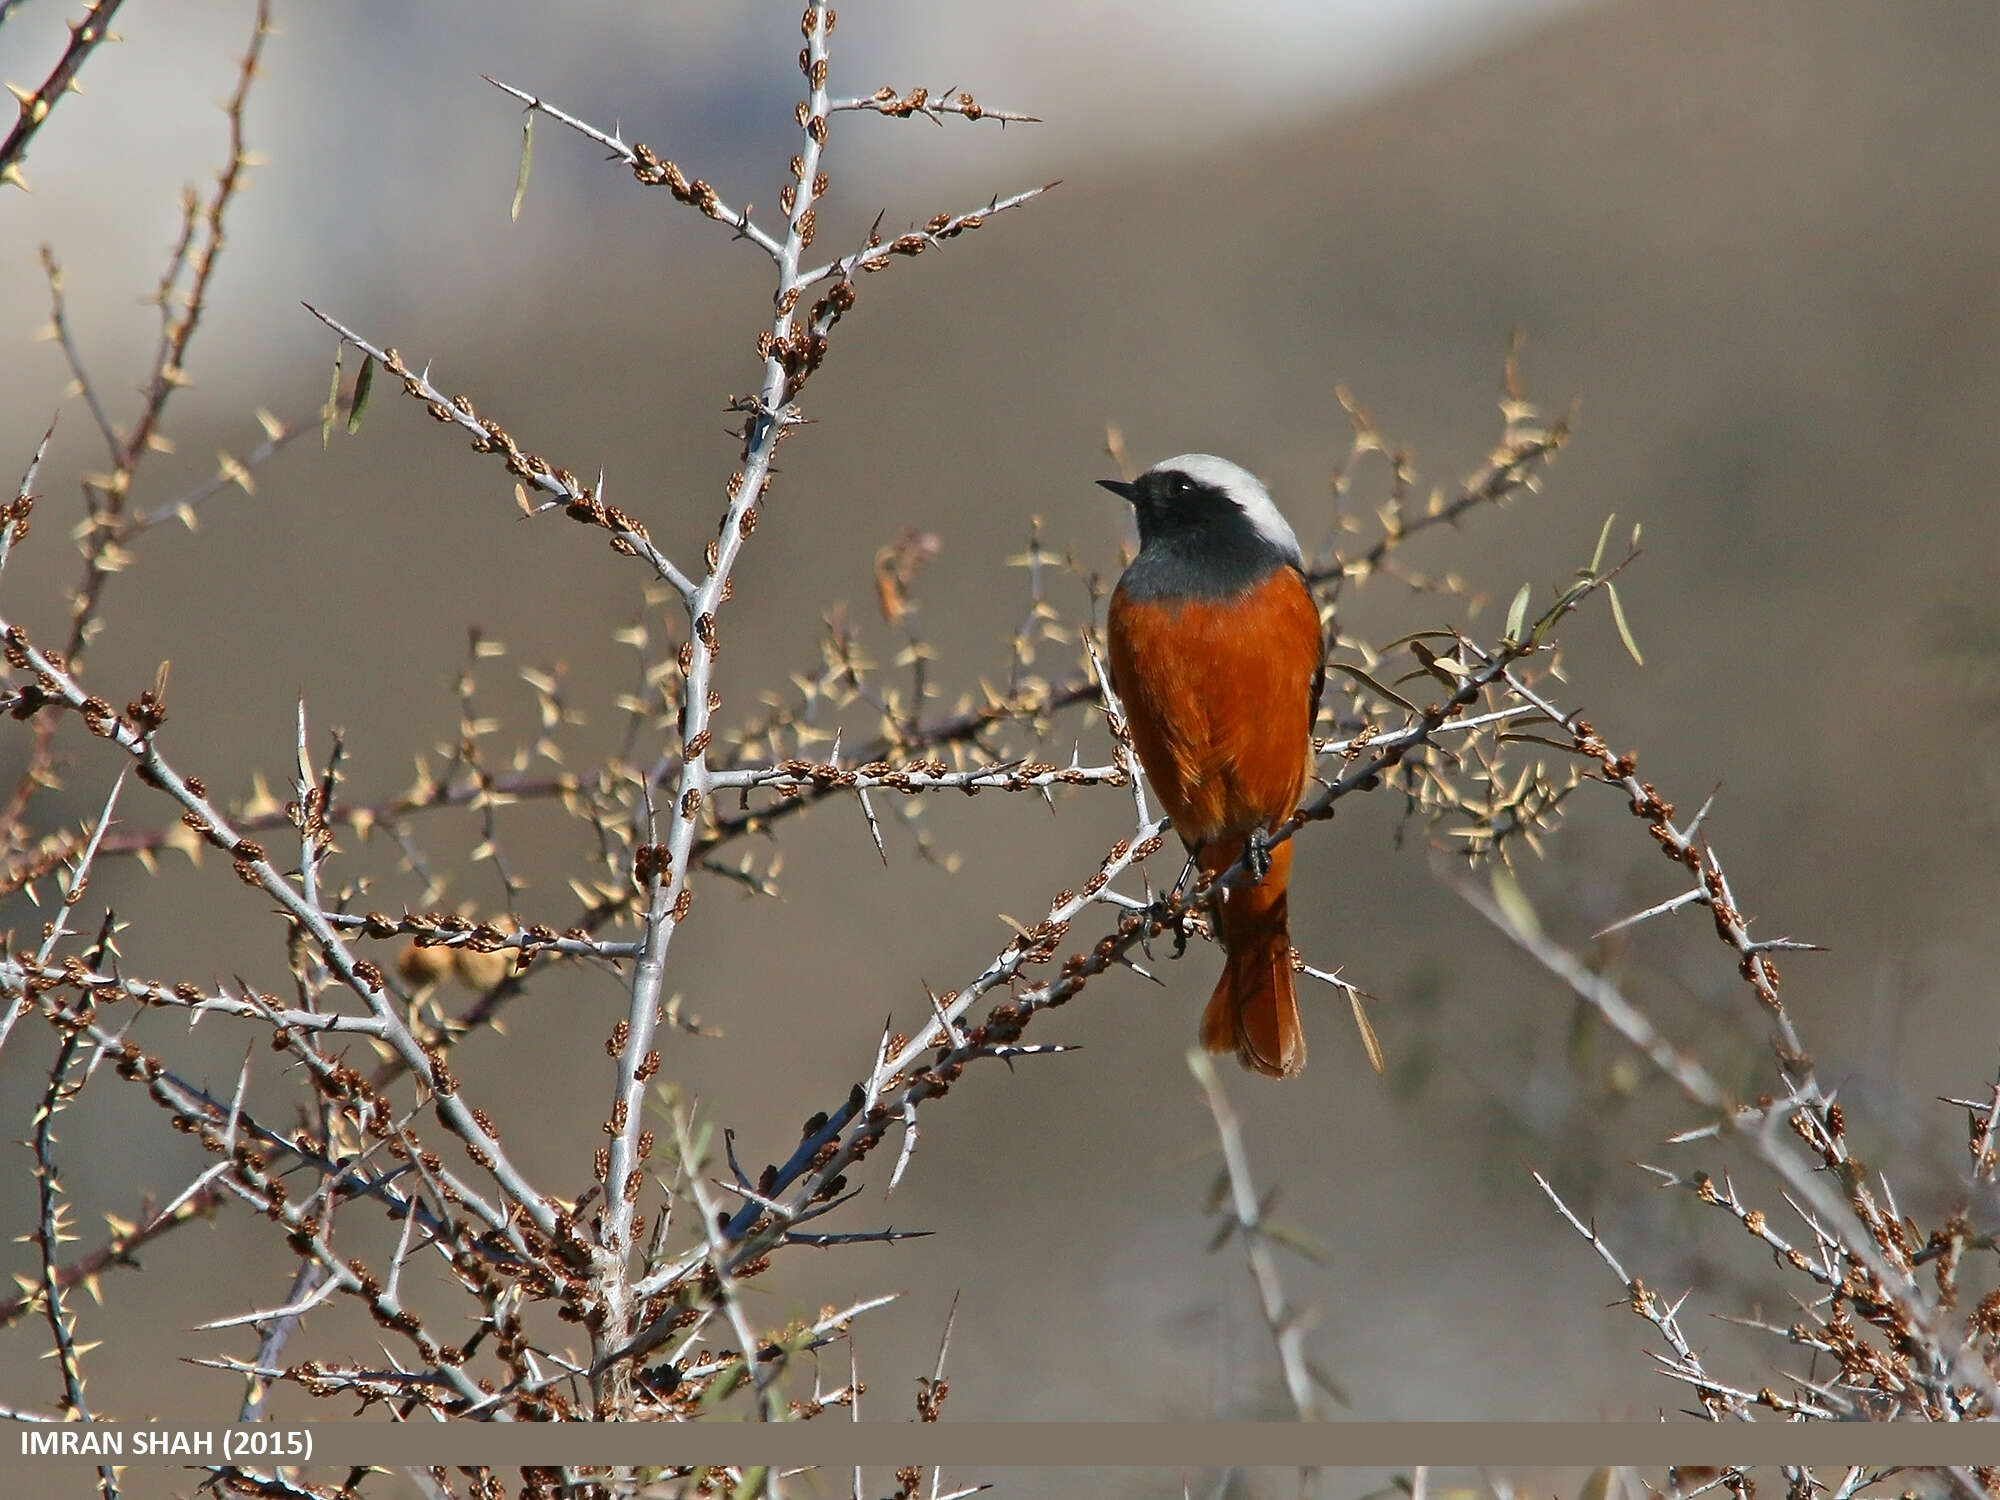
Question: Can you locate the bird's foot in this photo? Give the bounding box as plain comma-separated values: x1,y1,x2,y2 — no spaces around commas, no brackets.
1246,827,1273,885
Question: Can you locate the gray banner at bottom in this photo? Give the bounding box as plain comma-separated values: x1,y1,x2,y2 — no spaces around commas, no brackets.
5,1422,1998,1471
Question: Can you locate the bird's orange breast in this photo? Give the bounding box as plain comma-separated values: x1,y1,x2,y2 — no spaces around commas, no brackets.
1106,566,1323,847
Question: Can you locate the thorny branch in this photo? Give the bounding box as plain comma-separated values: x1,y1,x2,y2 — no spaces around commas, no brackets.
297,308,701,602
290,0,1062,1430
11,2,1971,1490
1,300,1591,1459
601,564,1620,1368
1,0,275,877
1465,702,2000,1423
829,83,1039,125
0,0,128,191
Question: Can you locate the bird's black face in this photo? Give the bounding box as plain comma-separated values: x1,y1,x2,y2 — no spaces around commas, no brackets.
1096,469,1241,550
1098,466,1296,600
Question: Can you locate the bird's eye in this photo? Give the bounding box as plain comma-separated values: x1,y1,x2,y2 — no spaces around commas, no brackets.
1172,476,1194,497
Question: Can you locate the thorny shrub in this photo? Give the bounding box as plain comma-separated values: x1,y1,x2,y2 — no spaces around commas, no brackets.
2,5,1996,1500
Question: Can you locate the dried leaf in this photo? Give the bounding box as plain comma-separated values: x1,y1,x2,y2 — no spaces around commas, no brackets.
1348,986,1385,1076
322,344,341,449
511,115,533,222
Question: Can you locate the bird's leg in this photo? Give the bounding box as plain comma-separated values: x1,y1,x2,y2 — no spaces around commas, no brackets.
1245,827,1273,885
1168,849,1199,958
1135,865,1156,963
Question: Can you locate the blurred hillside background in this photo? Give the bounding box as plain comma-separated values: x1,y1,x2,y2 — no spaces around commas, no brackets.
4,0,2000,1484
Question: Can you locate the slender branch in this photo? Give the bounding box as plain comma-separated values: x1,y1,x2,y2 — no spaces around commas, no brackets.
481,76,785,262
1,761,584,895
707,755,1123,794
0,615,559,1242
1533,1171,1749,1421
1464,877,1998,1418
1,0,273,867
626,608,1597,1321
127,405,313,534
1452,875,1730,1113
597,0,903,1405
0,0,127,191
1189,1050,1321,1421
32,1029,93,1418
1324,348,1572,598
829,85,1037,125
0,1181,223,1330
105,0,272,513
300,308,699,601
796,182,1055,288
37,247,119,460
0,414,54,583
670,1105,788,1438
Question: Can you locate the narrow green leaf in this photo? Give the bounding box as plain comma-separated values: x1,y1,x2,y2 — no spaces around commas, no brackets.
322,345,342,450
697,1361,748,1409
1589,512,1617,575
1496,732,1576,753
1605,579,1644,666
1326,662,1420,715
1375,627,1463,652
1503,582,1531,643
1490,865,1541,942
1261,1219,1332,1266
346,353,375,437
1203,1168,1229,1217
511,116,534,223
1306,1358,1352,1408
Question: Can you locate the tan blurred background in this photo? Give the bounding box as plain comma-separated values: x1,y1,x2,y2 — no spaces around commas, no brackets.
4,0,2000,1489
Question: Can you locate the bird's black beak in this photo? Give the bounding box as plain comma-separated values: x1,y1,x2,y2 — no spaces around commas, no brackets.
1096,478,1138,503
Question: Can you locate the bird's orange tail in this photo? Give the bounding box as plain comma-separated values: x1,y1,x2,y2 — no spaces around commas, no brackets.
1198,838,1305,1078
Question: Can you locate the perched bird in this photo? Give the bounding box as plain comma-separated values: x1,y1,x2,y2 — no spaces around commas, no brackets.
1100,455,1325,1077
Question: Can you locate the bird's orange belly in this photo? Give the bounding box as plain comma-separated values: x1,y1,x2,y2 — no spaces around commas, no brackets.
1107,570,1320,848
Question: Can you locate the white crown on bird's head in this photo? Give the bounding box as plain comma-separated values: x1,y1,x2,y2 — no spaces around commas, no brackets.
1144,454,1301,560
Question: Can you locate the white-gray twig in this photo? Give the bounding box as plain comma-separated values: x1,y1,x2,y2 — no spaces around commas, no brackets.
1189,1049,1322,1423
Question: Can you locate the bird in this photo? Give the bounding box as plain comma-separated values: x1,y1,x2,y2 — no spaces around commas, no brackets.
1100,454,1325,1078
